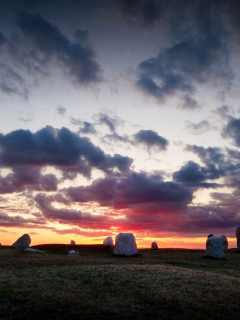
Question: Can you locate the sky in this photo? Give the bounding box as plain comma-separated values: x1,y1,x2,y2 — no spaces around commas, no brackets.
0,0,240,248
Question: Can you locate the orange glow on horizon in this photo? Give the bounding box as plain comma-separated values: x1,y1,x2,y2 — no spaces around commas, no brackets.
0,227,237,250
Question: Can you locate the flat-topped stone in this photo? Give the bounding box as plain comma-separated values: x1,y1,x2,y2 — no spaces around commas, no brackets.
114,233,138,256
11,234,31,248
103,236,113,246
205,236,225,259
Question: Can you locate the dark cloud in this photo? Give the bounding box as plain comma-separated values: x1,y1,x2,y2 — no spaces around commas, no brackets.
0,10,102,97
0,126,133,179
133,129,168,152
56,105,67,116
222,117,240,146
173,161,221,188
0,169,58,194
137,35,233,103
185,120,217,135
64,171,193,207
115,0,164,27
94,113,124,133
70,118,97,135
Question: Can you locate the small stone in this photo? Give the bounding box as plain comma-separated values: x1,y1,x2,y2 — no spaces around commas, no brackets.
114,233,138,256
205,236,225,259
24,248,44,253
208,234,214,238
220,235,228,250
236,226,240,251
70,240,76,245
103,236,113,246
151,242,158,250
68,250,79,255
11,234,31,248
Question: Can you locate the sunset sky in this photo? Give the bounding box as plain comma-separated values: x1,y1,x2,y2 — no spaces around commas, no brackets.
1,0,240,248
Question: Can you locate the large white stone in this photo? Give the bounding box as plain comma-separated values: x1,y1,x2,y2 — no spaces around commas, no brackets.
205,236,225,259
236,226,240,251
220,235,228,250
151,242,158,250
103,236,113,246
70,240,76,245
24,248,44,253
114,233,138,256
11,234,31,248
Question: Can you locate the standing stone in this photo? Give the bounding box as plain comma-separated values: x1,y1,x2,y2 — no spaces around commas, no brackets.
205,236,225,259
114,233,138,256
151,242,158,250
103,236,113,246
70,240,76,245
11,234,31,248
236,226,240,251
220,235,228,250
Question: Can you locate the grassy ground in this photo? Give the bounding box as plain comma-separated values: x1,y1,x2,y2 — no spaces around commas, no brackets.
0,245,240,319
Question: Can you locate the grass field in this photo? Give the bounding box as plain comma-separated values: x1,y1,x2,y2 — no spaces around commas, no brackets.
0,244,240,319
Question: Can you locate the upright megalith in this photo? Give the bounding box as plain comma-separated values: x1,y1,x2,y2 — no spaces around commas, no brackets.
220,235,228,250
70,240,76,245
114,233,138,256
11,234,31,248
236,226,240,251
151,242,158,250
103,236,113,246
205,236,225,259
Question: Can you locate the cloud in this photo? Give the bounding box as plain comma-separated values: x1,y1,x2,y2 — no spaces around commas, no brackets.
173,161,221,188
0,11,102,97
56,105,67,116
64,170,193,207
185,120,217,135
115,0,164,27
133,129,168,151
222,116,240,146
0,169,58,194
0,126,133,179
137,35,233,103
70,118,97,135
94,113,124,133
179,95,200,110
34,193,106,227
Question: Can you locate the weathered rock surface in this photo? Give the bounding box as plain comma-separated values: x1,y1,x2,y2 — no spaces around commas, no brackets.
151,242,158,250
205,236,225,259
70,240,76,245
236,226,240,251
103,236,113,246
68,250,79,255
114,233,138,256
220,235,228,250
11,234,31,248
24,248,44,253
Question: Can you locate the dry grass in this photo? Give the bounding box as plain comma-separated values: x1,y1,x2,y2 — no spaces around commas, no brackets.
0,245,240,319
